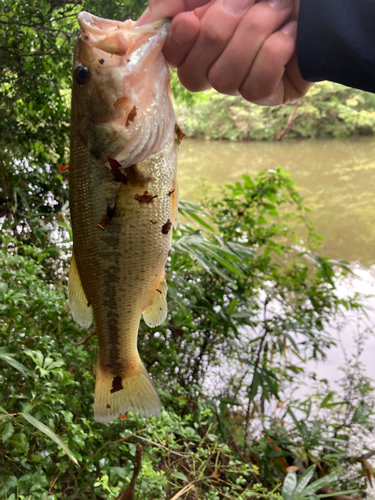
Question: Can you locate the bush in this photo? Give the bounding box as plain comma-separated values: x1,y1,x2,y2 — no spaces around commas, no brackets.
1,170,373,498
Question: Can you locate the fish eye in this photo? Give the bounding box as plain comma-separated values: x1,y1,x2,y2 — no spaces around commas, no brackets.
74,65,90,85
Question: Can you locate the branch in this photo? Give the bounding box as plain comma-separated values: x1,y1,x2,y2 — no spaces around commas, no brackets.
116,444,143,500
74,329,96,347
349,449,375,462
275,104,299,141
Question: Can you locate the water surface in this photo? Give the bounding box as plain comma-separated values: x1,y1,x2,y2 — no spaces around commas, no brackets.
178,137,375,267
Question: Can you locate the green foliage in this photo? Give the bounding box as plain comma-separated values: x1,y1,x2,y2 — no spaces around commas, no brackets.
281,465,357,500
176,82,375,141
1,169,374,498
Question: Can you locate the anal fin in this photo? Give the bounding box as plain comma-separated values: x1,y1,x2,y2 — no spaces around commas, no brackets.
68,252,93,328
142,272,168,328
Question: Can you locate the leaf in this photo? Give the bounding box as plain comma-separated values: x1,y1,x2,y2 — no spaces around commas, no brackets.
320,392,335,408
0,353,32,378
351,400,365,423
2,422,14,442
172,471,188,482
292,465,316,499
317,491,359,499
216,396,241,406
282,470,297,500
186,211,215,232
20,413,79,465
302,473,337,496
227,299,238,315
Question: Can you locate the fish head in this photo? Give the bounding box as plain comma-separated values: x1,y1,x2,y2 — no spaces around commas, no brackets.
72,12,175,167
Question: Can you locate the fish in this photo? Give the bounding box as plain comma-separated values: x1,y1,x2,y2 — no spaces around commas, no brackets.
68,11,181,423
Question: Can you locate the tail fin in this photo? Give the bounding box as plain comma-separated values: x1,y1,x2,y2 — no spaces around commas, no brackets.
94,358,161,423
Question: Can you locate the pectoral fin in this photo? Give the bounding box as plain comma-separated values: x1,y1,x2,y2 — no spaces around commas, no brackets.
171,179,179,229
142,272,168,327
68,253,93,328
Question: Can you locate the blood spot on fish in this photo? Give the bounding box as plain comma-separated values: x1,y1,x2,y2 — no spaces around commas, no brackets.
99,58,105,65
175,123,185,145
113,96,128,110
110,375,123,394
150,220,157,225
134,191,158,204
97,216,109,230
161,220,172,235
106,404,111,409
126,106,137,127
107,156,128,184
167,188,175,196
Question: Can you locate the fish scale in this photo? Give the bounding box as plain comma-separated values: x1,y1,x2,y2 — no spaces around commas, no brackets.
68,12,179,423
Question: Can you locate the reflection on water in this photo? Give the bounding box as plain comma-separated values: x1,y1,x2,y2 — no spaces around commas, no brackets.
178,137,375,267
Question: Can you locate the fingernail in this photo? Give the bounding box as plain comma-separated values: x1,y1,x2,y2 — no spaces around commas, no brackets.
267,0,292,10
223,0,251,15
136,7,151,26
280,20,297,36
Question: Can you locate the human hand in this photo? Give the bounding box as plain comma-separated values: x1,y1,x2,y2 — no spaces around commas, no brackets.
137,0,312,105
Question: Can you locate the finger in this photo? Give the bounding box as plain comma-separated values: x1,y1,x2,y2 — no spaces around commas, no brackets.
240,21,297,104
163,12,200,68
136,0,210,26
193,1,214,19
178,0,256,92
207,0,293,95
283,52,313,102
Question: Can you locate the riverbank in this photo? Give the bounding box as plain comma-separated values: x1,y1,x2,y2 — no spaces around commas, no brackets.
174,81,375,142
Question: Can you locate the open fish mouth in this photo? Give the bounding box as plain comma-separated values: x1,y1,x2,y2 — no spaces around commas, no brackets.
77,11,170,57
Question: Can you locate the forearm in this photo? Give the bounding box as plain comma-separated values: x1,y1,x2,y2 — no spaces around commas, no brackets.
296,0,375,93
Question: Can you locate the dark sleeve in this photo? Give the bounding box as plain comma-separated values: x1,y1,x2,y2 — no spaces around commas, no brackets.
296,0,375,93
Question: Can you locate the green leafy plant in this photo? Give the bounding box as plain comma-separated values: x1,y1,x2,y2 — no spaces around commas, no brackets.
282,466,357,500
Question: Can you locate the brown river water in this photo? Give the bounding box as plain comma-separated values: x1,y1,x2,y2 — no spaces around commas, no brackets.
178,137,375,267
178,137,375,388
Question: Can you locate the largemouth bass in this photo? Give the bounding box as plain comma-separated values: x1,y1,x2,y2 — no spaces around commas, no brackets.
68,11,181,423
